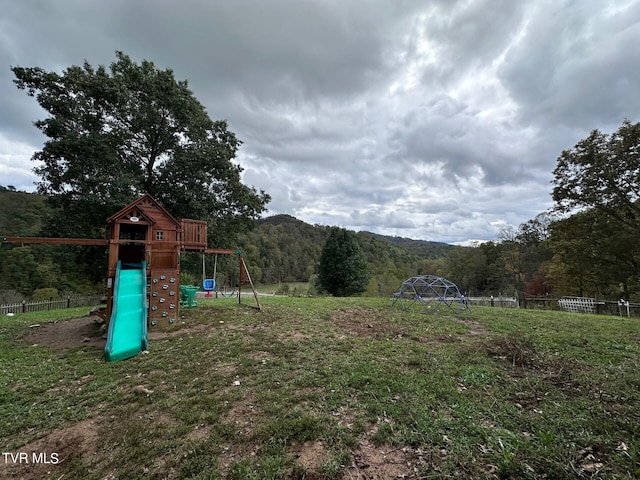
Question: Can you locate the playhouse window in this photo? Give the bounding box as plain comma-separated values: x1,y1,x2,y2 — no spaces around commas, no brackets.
156,231,164,240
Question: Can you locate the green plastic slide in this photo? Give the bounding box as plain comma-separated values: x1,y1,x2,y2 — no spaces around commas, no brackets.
104,261,149,362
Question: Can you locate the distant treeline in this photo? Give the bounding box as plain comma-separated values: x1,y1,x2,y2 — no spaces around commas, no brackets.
2,188,640,302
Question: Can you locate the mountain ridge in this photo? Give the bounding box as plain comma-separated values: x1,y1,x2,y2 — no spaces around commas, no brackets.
258,213,456,253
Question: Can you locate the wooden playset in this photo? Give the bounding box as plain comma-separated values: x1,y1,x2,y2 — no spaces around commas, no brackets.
2,193,260,360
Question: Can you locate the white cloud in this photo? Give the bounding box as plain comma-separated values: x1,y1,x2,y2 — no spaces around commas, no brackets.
0,133,39,191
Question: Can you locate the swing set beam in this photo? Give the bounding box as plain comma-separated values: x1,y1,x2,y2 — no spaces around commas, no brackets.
200,248,261,311
203,248,237,255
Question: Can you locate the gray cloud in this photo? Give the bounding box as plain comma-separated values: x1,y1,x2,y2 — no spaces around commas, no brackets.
0,0,637,243
499,0,640,130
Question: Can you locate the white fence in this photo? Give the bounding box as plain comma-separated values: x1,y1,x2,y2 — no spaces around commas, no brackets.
0,295,103,315
557,297,599,314
474,295,640,317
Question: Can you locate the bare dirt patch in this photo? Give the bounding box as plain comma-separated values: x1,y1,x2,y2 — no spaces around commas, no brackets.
331,308,408,339
3,418,100,479
19,315,105,353
289,432,427,480
331,309,489,345
278,331,311,342
185,423,212,442
292,440,329,477
483,334,539,368
148,322,213,339
208,361,237,378
344,439,426,479
248,350,273,362
471,334,584,399
342,423,426,480
17,314,221,354
451,317,489,337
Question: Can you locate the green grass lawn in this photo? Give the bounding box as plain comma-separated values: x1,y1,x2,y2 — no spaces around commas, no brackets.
1,298,639,479
253,282,310,296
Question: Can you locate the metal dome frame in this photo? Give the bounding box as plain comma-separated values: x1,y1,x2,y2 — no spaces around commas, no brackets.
391,275,470,314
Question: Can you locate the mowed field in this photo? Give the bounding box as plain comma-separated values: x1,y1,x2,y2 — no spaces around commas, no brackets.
1,297,639,479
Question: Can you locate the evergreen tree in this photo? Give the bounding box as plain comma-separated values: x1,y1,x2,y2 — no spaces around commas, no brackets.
318,228,370,296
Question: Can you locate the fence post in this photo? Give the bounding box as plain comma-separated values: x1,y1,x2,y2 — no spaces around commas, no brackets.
22,300,26,313
67,297,70,308
617,299,629,317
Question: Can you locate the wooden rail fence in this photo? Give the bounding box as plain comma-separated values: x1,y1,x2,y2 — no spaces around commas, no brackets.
0,295,103,315
467,296,519,308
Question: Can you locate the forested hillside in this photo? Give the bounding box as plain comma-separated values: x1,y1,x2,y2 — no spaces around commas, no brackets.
236,214,457,295
373,234,455,259
240,214,329,283
0,187,50,236
0,188,107,300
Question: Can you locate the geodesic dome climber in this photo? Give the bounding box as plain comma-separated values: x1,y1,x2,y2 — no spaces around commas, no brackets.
391,275,471,314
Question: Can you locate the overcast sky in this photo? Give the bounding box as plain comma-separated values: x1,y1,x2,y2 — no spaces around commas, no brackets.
1,0,639,244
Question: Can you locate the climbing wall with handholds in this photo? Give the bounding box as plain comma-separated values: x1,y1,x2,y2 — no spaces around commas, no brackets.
148,268,180,329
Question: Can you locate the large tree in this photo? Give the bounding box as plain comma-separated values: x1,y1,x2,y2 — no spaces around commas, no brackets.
12,51,269,243
318,227,370,296
552,119,640,227
551,119,640,298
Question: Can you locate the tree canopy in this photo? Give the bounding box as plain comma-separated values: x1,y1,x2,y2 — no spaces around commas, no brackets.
552,119,640,228
318,227,370,296
12,51,270,243
551,119,640,298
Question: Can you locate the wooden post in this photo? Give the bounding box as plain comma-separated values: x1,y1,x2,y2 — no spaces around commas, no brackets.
238,254,242,305
238,255,261,310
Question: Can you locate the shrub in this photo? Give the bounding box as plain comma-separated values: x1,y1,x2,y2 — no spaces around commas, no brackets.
180,272,195,286
32,287,59,301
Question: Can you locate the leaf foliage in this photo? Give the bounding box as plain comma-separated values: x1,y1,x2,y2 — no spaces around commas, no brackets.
11,51,270,244
318,227,371,296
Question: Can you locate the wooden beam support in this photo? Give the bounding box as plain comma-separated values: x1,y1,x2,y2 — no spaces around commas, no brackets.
203,248,237,255
2,236,109,246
